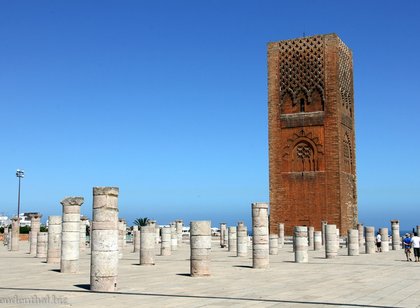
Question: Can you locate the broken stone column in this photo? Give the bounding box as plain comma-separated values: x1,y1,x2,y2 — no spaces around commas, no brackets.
118,218,125,259
325,224,338,259
347,229,359,256
36,232,48,258
321,221,327,246
357,223,364,251
228,226,237,252
416,226,420,237
170,222,177,251
176,220,183,245
60,197,83,273
278,223,284,248
308,226,314,250
3,226,8,246
269,234,279,255
133,226,140,253
391,220,400,250
294,226,308,263
29,214,42,255
80,216,88,252
10,217,19,251
365,226,375,254
190,220,211,277
237,221,248,257
314,231,322,250
140,223,155,265
123,220,127,247
252,202,269,269
47,216,62,263
161,226,171,256
220,223,227,248
90,187,119,292
380,228,389,252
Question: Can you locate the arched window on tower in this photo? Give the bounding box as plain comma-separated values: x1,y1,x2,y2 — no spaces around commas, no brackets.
300,98,305,112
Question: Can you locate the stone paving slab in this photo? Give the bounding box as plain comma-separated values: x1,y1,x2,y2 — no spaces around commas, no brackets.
1,241,420,307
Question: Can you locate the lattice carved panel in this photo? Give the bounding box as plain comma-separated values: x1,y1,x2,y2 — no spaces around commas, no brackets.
338,39,354,116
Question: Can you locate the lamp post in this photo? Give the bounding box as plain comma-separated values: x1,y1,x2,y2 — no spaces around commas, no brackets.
16,169,24,222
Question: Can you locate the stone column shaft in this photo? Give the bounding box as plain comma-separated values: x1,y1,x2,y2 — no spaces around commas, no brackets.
308,226,314,250
348,229,359,256
325,224,338,259
47,216,62,263
90,187,119,292
278,223,284,248
252,202,269,269
80,218,88,252
140,224,155,265
237,222,248,257
170,222,177,251
60,197,83,273
29,214,42,255
176,220,183,245
357,223,364,251
11,217,19,251
269,234,279,255
190,221,211,277
228,226,237,252
391,220,400,250
314,231,322,250
118,219,125,259
133,230,140,253
380,228,389,252
365,226,375,254
294,226,308,263
161,226,171,256
220,223,227,248
36,232,48,258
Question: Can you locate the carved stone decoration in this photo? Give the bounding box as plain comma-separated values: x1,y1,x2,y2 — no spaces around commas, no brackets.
282,129,324,172
278,35,325,114
338,40,353,117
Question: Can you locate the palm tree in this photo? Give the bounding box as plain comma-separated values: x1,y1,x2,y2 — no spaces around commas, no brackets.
133,217,149,227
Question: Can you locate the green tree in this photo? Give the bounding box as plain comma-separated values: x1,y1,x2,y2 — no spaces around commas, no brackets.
133,217,148,227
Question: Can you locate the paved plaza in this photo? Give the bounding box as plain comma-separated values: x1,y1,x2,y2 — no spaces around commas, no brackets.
0,240,419,307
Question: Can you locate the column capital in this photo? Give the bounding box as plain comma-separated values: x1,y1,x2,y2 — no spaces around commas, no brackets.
60,197,84,206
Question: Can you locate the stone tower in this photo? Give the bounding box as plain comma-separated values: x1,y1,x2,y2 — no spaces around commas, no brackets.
268,33,357,235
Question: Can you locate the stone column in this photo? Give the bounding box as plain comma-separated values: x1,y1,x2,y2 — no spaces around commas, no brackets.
237,221,248,257
269,234,279,255
220,223,227,248
365,226,375,254
29,214,42,255
3,226,8,246
321,221,327,246
357,223,364,251
314,231,322,250
190,220,211,277
118,219,125,259
325,224,338,259
161,226,171,256
252,202,269,269
11,217,20,251
228,226,237,252
416,225,420,237
133,226,140,253
140,223,155,265
391,220,400,250
60,197,83,273
90,187,119,292
347,229,359,256
170,222,177,251
278,223,284,248
80,216,88,252
294,226,308,263
36,232,48,258
123,220,127,247
176,220,183,245
308,226,314,250
47,216,61,263
380,228,389,252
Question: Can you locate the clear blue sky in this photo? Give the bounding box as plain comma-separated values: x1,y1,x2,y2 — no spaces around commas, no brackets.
1,1,419,231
